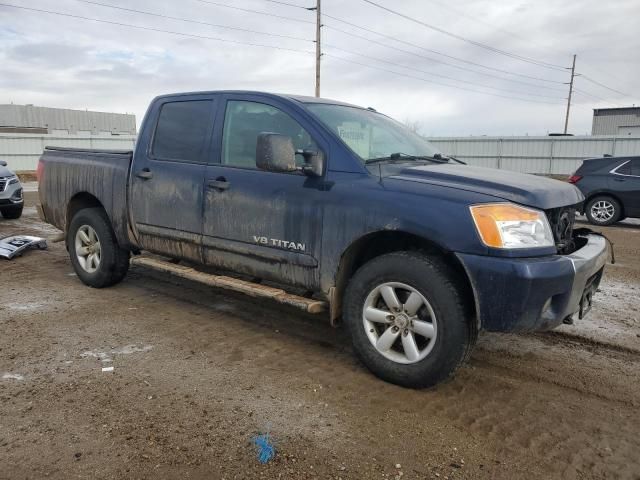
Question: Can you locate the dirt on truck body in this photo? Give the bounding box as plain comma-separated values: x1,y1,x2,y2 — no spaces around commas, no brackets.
1,198,640,479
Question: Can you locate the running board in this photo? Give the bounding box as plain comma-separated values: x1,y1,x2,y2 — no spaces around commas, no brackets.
131,256,327,314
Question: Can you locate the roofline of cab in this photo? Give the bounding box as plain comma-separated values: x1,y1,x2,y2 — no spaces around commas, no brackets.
149,90,365,109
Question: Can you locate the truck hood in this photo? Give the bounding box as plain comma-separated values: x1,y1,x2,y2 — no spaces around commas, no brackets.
390,164,583,210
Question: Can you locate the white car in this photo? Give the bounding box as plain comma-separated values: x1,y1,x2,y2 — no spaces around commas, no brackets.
0,160,24,219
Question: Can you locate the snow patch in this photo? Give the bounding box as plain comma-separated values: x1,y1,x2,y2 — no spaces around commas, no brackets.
81,344,153,364
6,302,44,311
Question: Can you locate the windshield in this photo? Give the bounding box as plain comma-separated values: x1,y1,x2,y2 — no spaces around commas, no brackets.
305,103,440,162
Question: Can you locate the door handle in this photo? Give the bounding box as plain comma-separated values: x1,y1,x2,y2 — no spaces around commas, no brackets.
135,168,153,180
613,178,625,182
207,178,230,190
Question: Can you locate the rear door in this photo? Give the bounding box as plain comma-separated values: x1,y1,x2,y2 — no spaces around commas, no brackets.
610,158,640,216
130,95,217,261
201,95,328,289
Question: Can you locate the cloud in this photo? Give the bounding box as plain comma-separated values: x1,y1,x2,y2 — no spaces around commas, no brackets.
0,0,638,135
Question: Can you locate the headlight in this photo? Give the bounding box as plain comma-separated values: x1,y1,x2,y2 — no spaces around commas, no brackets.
8,176,19,185
470,203,555,249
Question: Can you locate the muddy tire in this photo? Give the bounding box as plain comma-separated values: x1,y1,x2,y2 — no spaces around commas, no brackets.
67,207,130,288
585,195,621,226
0,204,23,219
343,251,475,388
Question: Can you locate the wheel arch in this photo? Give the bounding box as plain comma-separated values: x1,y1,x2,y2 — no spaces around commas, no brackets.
66,192,105,233
329,230,477,326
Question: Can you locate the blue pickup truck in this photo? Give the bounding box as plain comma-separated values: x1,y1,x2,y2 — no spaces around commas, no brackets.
38,91,608,387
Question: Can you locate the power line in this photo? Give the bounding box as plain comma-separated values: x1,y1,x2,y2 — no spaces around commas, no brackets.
323,43,566,100
419,0,549,48
69,0,314,42
0,3,314,54
260,0,311,9
361,0,568,71
573,88,608,103
573,88,626,107
323,14,566,85
324,53,562,105
192,0,314,24
427,0,635,100
578,74,631,98
323,22,567,92
70,0,564,98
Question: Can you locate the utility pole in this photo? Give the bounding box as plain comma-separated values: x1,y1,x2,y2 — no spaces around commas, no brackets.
563,54,576,134
314,0,321,97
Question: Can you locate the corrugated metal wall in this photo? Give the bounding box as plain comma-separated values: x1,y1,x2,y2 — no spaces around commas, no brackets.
0,104,136,135
428,135,640,174
0,133,136,171
4,133,640,173
591,108,640,135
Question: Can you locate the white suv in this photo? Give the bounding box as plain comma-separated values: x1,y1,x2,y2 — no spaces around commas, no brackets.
0,160,24,219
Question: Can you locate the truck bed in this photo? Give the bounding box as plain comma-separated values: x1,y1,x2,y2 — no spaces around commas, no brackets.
38,146,134,249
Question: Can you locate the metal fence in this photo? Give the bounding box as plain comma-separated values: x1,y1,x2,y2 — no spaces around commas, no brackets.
0,133,136,171
3,132,640,175
428,135,640,175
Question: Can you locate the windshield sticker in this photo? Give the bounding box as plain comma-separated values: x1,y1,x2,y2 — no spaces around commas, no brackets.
337,123,370,159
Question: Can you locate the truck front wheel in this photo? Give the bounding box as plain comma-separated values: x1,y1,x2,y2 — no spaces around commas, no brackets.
343,251,475,388
67,207,130,288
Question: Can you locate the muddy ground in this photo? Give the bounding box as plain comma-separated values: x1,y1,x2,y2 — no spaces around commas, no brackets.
1,188,639,480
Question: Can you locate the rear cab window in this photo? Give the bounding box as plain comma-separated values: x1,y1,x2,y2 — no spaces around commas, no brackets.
152,100,213,163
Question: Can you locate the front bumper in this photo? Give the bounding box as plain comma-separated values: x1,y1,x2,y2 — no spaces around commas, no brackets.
456,234,608,332
0,179,24,206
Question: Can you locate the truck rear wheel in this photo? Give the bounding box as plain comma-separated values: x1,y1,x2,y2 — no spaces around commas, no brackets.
343,251,475,388
67,207,130,288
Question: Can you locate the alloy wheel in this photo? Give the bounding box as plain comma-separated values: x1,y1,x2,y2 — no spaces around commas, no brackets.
362,282,438,364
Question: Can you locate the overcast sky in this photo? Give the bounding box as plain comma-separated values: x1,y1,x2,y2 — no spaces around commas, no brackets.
1,0,638,136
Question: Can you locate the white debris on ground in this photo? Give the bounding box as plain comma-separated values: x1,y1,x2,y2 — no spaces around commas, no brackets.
81,344,154,365
2,373,25,381
5,302,45,311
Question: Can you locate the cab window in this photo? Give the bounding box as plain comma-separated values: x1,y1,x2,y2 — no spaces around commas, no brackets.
152,100,213,163
221,101,317,169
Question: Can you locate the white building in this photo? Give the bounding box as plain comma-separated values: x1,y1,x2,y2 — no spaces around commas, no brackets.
592,107,640,136
0,104,136,136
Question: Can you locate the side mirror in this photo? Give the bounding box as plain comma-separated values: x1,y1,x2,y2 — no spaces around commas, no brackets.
0,160,6,167
256,132,324,177
297,149,324,177
256,133,297,173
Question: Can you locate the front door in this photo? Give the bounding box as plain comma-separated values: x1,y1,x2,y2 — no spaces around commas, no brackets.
202,96,327,289
130,95,217,261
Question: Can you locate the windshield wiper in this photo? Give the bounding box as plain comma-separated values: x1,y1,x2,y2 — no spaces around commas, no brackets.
433,153,467,165
365,152,446,164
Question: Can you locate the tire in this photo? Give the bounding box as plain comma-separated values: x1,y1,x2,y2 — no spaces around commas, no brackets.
0,204,23,219
343,251,476,388
585,195,621,226
67,207,130,288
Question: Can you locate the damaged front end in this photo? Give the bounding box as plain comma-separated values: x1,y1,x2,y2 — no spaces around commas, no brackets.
546,205,579,255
